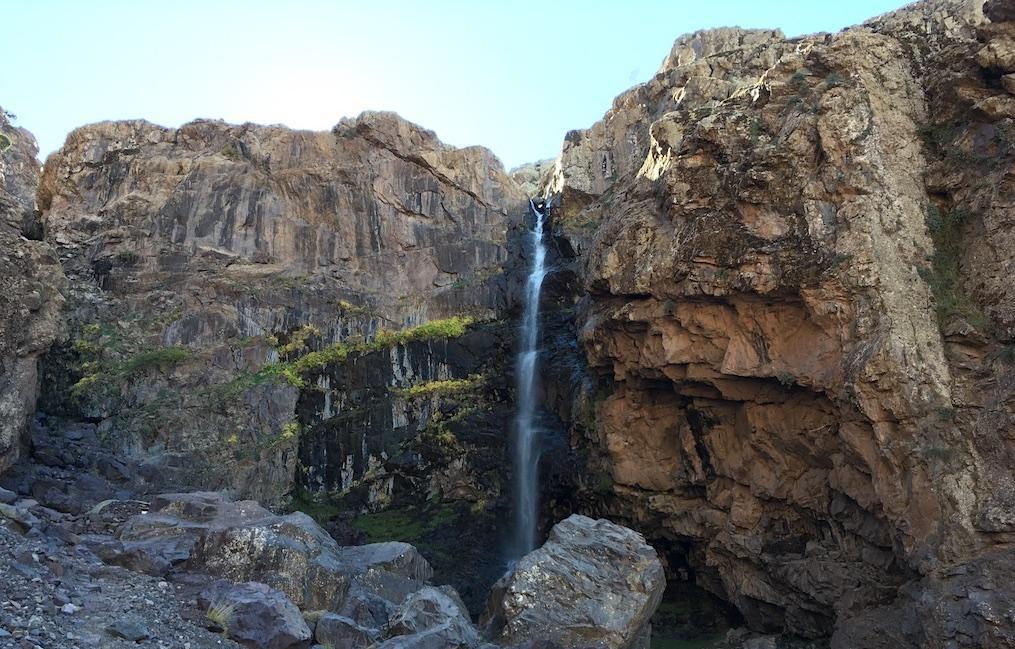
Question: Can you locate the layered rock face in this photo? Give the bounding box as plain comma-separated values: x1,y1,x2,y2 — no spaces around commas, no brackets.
0,109,65,473
34,111,527,506
545,0,1015,644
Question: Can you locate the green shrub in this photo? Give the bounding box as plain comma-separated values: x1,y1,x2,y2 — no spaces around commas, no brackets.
0,133,11,152
289,316,474,376
393,374,484,399
920,206,989,329
220,141,241,161
70,345,190,399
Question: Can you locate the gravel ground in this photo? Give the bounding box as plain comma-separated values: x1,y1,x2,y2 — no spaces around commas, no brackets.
0,506,241,649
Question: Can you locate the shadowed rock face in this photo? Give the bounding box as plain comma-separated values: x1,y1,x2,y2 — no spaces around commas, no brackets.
0,108,66,473
543,0,1015,644
33,111,527,504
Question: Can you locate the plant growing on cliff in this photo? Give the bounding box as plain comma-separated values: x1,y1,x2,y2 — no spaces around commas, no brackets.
273,324,320,356
393,374,485,399
919,206,990,330
288,316,475,377
0,133,11,152
70,344,192,399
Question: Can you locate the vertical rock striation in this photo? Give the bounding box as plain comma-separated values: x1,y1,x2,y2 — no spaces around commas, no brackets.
35,111,527,505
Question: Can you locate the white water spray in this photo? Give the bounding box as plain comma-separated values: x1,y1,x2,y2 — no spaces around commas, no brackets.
512,198,548,557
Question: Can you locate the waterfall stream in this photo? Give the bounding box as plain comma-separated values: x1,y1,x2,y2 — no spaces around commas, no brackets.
512,198,548,558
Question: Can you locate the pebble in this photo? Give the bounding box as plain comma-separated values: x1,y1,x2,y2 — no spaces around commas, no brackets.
60,603,78,615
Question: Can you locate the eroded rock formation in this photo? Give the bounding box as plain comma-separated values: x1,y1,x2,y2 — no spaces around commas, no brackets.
0,108,65,474
542,0,1015,645
33,111,527,509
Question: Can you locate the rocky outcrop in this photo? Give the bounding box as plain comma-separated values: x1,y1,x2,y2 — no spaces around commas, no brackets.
543,0,1015,644
0,109,65,474
483,515,664,649
509,159,554,197
35,111,527,506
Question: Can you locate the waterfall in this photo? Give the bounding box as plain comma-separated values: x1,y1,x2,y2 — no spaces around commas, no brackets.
512,198,548,558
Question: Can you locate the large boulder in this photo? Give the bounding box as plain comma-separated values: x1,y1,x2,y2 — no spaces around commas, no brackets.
385,585,481,646
198,581,312,649
483,515,664,649
116,491,432,610
314,612,381,648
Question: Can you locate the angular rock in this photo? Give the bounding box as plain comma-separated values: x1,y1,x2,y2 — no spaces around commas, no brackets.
117,491,433,609
484,515,663,649
314,612,380,648
106,616,151,642
386,585,480,646
199,581,311,649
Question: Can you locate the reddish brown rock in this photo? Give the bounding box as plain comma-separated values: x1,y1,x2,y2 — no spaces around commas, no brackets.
547,0,1015,644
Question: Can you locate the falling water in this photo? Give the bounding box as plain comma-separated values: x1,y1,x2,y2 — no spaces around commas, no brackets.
512,198,548,558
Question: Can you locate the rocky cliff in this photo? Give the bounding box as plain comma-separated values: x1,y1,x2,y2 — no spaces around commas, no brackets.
33,111,526,503
0,108,65,474
543,0,1015,646
3,0,1015,645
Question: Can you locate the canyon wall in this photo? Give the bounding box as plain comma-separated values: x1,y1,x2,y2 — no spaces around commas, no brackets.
545,0,1015,646
30,111,527,514
0,108,65,473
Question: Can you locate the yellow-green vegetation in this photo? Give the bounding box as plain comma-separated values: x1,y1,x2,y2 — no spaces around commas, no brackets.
287,316,475,378
0,133,11,152
919,207,990,330
274,324,320,356
70,329,192,399
393,374,485,399
337,299,372,315
207,362,300,406
205,601,236,634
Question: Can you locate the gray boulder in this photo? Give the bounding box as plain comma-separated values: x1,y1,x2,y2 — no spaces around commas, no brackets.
116,491,432,609
315,612,380,648
483,515,664,649
386,585,481,646
199,581,311,649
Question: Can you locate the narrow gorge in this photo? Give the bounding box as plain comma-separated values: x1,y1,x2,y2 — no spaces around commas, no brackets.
2,0,1015,647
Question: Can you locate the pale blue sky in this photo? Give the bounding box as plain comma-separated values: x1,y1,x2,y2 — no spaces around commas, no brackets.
4,0,909,169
